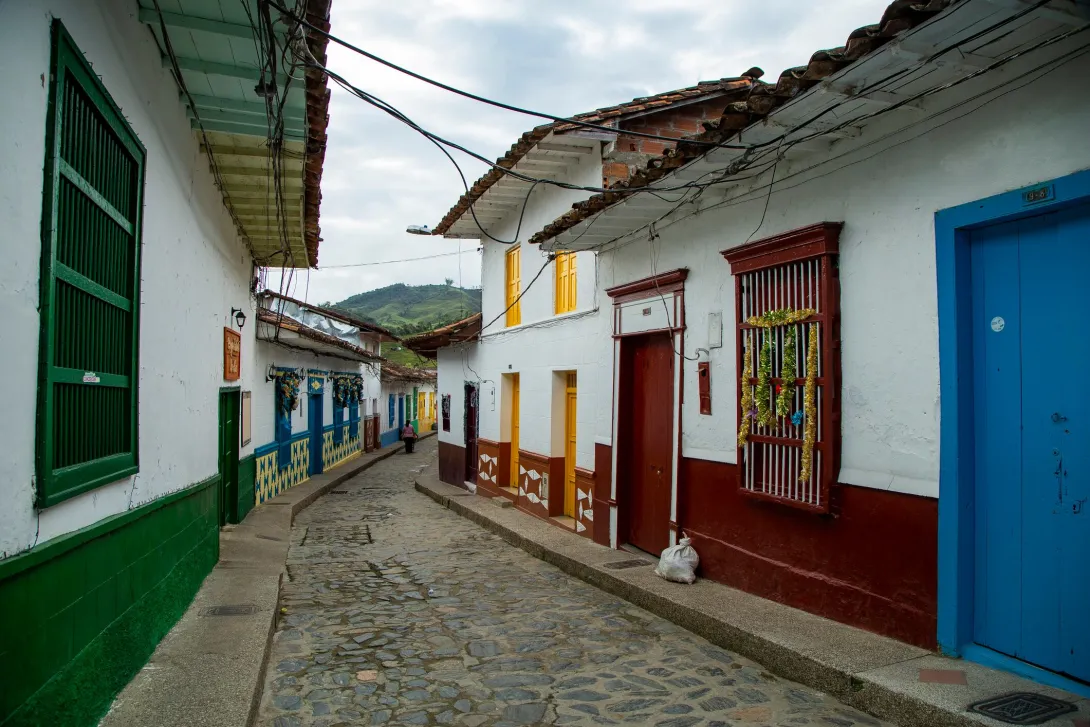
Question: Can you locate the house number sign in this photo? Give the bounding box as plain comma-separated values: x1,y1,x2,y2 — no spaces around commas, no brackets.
991,316,1005,333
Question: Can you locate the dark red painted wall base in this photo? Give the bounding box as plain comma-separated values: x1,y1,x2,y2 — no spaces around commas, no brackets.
678,457,937,648
438,441,465,487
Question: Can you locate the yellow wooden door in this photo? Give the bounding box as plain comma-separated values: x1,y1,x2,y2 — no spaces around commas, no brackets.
510,373,520,489
564,372,577,517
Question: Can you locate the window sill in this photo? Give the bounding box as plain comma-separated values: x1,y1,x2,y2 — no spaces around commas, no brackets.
488,308,598,337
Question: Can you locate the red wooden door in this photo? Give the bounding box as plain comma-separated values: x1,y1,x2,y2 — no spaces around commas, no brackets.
465,383,479,482
620,333,674,554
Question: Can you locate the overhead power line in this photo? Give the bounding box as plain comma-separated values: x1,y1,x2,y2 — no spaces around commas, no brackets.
266,0,748,149
320,248,481,268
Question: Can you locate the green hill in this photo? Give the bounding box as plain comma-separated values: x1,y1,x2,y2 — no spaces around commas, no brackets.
328,283,481,337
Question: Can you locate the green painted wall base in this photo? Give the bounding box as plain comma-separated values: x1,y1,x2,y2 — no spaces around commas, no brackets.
234,454,256,524
0,476,219,726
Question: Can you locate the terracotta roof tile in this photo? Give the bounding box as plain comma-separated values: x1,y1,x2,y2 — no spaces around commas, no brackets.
432,78,758,235
302,0,332,267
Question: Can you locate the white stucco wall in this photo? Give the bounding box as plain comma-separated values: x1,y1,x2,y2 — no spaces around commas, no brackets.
440,51,1090,501
250,344,381,447
0,0,260,557
596,51,1090,498
438,143,608,471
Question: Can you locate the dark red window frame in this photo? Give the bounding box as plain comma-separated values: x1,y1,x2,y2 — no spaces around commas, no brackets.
721,222,842,513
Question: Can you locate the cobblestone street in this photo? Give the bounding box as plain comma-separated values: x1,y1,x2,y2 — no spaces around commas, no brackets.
256,437,893,727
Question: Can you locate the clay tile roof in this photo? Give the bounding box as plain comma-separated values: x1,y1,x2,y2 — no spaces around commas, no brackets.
402,313,482,358
527,0,961,246
432,78,758,236
302,0,333,267
260,290,398,340
256,308,382,362
381,361,437,383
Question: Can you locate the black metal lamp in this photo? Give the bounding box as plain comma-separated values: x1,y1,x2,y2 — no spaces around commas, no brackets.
231,307,247,330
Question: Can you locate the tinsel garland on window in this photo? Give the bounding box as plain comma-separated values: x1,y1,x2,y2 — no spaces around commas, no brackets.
737,337,754,447
799,323,819,483
775,326,797,419
332,373,365,407
276,370,303,415
747,307,815,328
755,332,777,429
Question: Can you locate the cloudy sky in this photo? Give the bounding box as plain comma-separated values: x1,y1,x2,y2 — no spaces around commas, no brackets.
283,0,890,305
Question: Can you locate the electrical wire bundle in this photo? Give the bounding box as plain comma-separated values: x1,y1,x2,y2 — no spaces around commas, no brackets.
262,0,1088,345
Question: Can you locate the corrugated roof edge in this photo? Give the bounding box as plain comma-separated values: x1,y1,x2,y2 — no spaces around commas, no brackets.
303,0,332,268
256,308,383,361
528,0,961,246
431,79,758,236
260,289,399,340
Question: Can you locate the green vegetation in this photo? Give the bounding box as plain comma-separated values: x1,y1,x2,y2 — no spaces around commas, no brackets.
381,342,435,369
322,283,481,369
325,283,481,337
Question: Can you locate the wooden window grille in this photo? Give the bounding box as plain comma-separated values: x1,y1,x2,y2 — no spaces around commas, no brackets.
505,245,522,326
722,223,842,513
36,21,146,507
555,252,577,314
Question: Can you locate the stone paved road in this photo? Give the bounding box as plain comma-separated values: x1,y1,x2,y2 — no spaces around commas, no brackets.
256,437,893,727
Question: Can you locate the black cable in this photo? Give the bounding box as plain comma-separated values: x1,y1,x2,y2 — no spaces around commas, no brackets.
607,40,1090,251
321,248,481,268
322,71,531,245
266,0,749,150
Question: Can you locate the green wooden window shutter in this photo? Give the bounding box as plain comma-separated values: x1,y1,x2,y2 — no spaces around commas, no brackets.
36,20,146,508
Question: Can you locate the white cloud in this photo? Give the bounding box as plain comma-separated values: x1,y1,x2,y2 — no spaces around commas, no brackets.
288,0,893,306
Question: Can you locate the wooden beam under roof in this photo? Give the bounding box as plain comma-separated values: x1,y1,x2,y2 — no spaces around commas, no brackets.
136,8,274,39
536,141,596,154
187,94,306,119
166,55,287,84
202,144,270,158
186,107,306,134
192,119,305,140
218,167,303,179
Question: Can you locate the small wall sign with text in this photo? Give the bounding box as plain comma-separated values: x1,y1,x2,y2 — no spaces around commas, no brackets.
82,372,100,384
1022,184,1054,206
223,327,241,381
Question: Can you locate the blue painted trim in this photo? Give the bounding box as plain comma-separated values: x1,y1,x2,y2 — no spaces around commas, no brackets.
254,431,310,458
959,646,1090,699
380,429,399,448
254,441,278,457
935,167,1090,663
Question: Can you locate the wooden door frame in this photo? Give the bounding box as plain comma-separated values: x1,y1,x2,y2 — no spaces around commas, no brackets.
464,382,480,483
935,168,1090,696
563,372,577,518
217,387,241,526
605,269,687,550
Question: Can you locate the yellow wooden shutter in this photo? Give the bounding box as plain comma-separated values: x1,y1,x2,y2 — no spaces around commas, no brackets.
506,246,521,326
555,252,578,314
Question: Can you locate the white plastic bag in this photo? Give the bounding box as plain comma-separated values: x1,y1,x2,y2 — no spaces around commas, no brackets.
654,536,700,584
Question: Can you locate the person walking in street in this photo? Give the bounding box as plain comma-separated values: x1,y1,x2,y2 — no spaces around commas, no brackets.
401,422,417,453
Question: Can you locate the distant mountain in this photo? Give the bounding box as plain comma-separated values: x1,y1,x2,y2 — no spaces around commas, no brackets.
327,283,481,337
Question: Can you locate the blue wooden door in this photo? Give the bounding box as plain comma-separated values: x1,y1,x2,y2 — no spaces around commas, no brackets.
308,392,324,476
971,202,1090,683
398,395,405,431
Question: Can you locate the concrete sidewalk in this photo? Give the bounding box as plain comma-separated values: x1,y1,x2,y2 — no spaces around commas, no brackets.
100,433,433,727
416,468,1089,727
